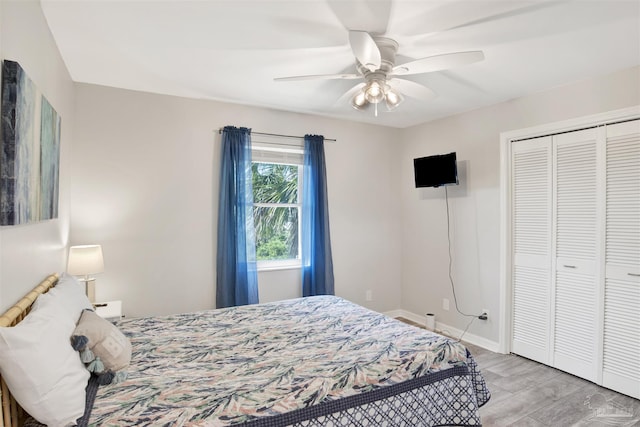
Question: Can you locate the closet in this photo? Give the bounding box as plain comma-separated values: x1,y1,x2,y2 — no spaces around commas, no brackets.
510,118,639,399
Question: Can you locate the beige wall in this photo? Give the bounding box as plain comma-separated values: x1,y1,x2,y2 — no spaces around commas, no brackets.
71,84,402,317
400,66,640,346
72,66,639,346
0,0,75,312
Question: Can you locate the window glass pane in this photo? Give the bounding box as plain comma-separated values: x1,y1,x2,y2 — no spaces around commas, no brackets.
252,163,298,203
254,206,299,260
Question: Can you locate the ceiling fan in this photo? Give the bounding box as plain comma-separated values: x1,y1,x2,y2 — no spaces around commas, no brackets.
274,30,484,116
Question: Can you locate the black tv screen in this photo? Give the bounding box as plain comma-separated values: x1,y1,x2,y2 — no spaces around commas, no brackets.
414,152,458,188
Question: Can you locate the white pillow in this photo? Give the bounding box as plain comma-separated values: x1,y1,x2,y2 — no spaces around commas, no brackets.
34,273,93,323
0,291,90,426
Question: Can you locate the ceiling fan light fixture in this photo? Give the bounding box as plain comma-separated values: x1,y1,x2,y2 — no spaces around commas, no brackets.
364,80,385,104
351,91,368,110
385,89,404,110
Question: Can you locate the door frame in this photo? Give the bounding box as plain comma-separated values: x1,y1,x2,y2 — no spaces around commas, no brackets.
498,105,640,354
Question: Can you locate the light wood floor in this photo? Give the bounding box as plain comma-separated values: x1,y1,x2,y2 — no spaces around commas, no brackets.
396,318,640,426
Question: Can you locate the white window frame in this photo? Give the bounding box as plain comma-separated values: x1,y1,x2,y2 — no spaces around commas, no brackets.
251,138,304,271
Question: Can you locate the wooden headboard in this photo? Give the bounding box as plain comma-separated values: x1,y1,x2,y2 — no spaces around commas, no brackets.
0,273,59,427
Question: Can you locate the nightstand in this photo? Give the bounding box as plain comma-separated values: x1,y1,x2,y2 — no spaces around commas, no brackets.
94,300,123,322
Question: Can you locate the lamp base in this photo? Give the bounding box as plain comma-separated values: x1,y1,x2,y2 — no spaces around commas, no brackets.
80,278,96,303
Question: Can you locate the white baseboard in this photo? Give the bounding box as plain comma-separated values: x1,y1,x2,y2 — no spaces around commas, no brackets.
383,309,404,319
383,309,502,353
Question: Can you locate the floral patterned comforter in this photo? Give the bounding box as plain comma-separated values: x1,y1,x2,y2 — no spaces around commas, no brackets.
89,296,489,426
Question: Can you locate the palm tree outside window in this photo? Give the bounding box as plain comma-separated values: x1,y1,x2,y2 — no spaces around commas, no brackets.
252,161,302,269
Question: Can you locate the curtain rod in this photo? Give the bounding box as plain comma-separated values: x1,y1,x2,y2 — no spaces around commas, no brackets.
217,129,336,143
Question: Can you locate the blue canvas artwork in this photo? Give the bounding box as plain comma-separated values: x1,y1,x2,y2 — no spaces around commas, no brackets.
1,60,61,225
39,97,61,220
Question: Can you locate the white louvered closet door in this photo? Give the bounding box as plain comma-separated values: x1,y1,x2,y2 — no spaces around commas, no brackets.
552,128,602,381
511,137,552,364
603,120,640,399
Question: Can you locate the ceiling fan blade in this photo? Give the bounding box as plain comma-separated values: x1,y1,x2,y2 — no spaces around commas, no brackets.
450,2,562,33
388,79,437,101
334,82,367,106
349,30,381,72
394,1,553,37
274,73,361,82
391,51,484,76
327,0,392,34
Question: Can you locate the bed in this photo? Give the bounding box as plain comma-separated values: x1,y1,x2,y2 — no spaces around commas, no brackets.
0,274,490,427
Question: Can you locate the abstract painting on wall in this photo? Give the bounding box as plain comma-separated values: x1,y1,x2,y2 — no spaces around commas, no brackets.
1,60,61,225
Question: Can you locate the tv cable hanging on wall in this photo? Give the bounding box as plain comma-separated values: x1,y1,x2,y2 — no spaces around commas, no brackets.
444,186,487,341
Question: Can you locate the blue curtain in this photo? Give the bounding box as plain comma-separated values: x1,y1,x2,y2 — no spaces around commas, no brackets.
216,126,259,308
302,135,335,296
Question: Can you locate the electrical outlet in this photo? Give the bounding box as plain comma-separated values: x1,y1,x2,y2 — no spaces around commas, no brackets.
365,290,373,302
480,309,489,320
442,298,450,311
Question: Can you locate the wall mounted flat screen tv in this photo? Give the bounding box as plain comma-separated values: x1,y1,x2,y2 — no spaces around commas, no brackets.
414,152,458,188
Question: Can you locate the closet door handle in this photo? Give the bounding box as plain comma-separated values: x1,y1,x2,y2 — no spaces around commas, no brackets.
563,265,576,269
628,273,640,277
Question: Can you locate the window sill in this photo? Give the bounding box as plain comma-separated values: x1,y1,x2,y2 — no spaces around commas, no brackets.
257,263,301,272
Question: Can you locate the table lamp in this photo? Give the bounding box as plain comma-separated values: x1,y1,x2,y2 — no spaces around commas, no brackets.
67,244,104,303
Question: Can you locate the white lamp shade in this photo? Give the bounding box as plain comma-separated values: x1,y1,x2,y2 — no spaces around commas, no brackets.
67,245,104,276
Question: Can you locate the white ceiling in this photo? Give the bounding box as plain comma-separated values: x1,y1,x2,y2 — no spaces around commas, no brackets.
41,0,640,129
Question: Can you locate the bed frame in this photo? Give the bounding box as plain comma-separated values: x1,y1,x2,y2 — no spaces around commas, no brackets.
0,274,59,427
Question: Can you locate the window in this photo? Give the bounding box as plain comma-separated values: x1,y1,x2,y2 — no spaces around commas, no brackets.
251,142,303,270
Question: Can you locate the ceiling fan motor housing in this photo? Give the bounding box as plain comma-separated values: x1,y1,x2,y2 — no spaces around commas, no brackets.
356,37,399,77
